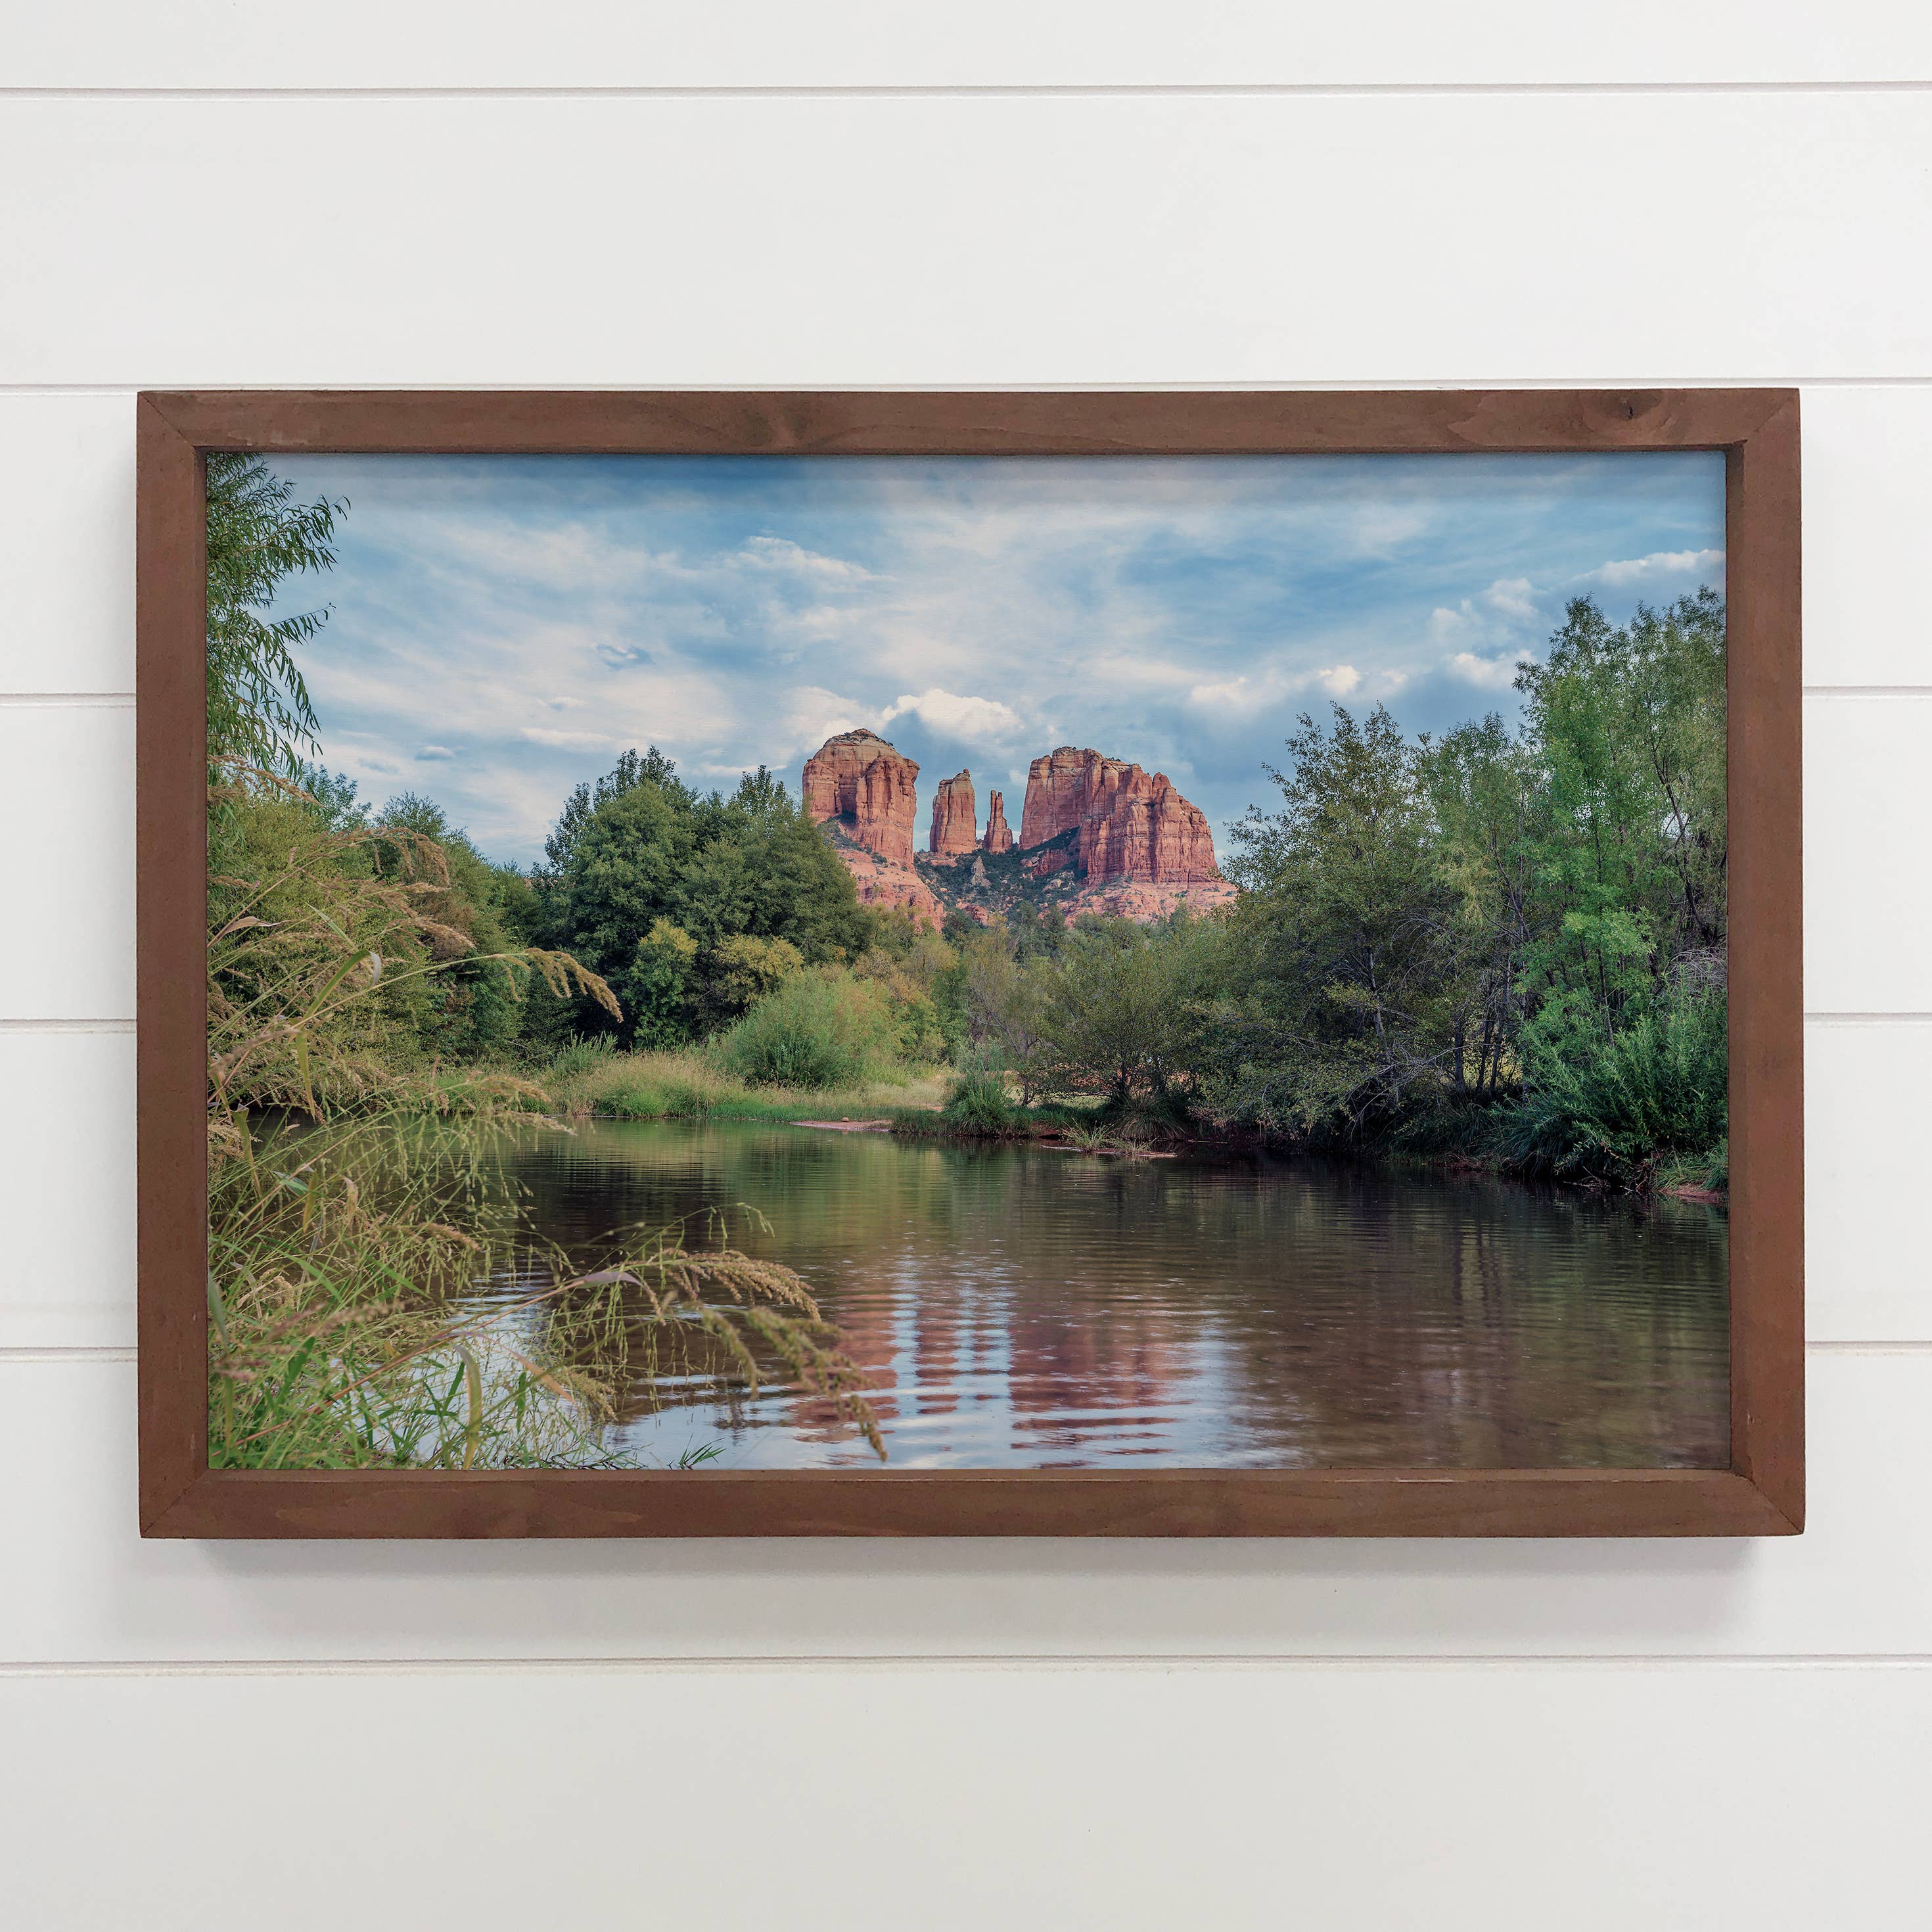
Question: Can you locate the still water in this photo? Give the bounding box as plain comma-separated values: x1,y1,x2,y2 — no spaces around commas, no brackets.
477,1119,1728,1471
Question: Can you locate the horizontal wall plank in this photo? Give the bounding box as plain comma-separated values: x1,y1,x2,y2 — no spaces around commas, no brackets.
0,706,133,1019
5,3,1930,91
1,96,1928,387
0,1013,1917,1348
0,1032,133,1350
1805,1022,1932,1339
5,1661,1929,1932
1803,386,1932,689
0,396,133,695
1803,697,1932,1013
0,1350,1923,1661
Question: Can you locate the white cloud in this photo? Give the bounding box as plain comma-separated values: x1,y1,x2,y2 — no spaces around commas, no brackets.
777,685,868,756
417,744,455,760
1348,504,1431,554
735,534,877,583
1484,577,1538,621
1189,676,1250,706
519,725,623,750
1583,547,1724,587
1446,650,1530,691
878,687,1024,745
1314,664,1361,698
1428,576,1548,653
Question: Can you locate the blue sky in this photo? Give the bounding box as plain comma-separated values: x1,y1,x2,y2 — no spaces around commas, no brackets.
265,451,1726,866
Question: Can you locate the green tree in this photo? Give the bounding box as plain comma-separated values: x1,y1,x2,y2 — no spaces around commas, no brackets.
543,752,873,1044
1219,704,1474,1136
1027,911,1226,1114
206,454,346,774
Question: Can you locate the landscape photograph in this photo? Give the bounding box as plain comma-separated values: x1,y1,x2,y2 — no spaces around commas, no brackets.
205,448,1730,1471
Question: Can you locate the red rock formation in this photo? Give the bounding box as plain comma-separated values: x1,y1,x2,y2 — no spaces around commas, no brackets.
1079,770,1222,886
982,789,1014,854
929,770,978,858
1017,745,1224,890
802,729,919,870
1018,747,1136,850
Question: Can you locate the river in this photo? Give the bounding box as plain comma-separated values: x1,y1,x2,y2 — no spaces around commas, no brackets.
466,1118,1730,1471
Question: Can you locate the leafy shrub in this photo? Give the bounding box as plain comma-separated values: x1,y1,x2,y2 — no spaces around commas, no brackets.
940,1067,1019,1135
715,968,901,1090
548,1034,618,1079
1499,992,1728,1187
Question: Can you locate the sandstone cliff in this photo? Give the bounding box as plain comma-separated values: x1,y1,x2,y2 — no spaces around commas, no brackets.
802,729,919,870
1019,745,1226,890
803,730,940,925
805,731,1230,931
1017,747,1135,850
982,789,1014,854
929,770,978,857
1079,769,1222,886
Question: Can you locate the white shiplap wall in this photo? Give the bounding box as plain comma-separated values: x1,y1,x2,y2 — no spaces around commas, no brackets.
3,11,1929,1925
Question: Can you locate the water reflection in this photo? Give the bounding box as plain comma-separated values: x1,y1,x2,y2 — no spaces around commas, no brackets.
484,1120,1729,1471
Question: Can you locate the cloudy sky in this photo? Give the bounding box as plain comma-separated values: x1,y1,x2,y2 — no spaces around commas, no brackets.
265,450,1725,865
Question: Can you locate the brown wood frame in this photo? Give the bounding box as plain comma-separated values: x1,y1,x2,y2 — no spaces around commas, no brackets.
137,389,1803,1538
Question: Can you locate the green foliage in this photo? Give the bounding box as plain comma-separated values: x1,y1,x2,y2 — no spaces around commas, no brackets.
547,1034,618,1080
1497,990,1729,1187
205,454,345,773
1218,704,1473,1137
715,967,902,1090
1023,910,1228,1117
940,1063,1021,1135
1195,590,1729,1182
542,753,873,1044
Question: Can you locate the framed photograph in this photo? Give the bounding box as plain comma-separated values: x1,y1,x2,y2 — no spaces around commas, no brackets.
136,389,1801,1537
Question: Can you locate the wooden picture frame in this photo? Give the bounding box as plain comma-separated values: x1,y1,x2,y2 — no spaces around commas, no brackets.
137,388,1803,1538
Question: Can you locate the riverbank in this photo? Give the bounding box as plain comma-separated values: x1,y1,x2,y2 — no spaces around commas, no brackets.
543,1046,949,1124
538,1049,1726,1199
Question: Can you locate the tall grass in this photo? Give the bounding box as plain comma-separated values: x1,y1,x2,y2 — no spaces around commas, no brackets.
206,773,887,1467
545,1046,945,1123
210,1115,885,1467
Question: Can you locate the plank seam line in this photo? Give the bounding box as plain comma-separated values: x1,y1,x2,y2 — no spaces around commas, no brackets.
3,1655,1931,1679
5,81,1932,102
0,693,133,708
7,377,1932,396
0,1019,135,1034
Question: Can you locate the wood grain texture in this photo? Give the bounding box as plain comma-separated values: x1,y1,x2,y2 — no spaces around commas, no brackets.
135,388,1804,1538
1726,395,1806,1531
134,398,208,1537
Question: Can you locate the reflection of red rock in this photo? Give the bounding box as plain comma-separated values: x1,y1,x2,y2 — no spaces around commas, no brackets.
982,789,1014,854
804,730,942,927
929,770,978,857
803,729,919,870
